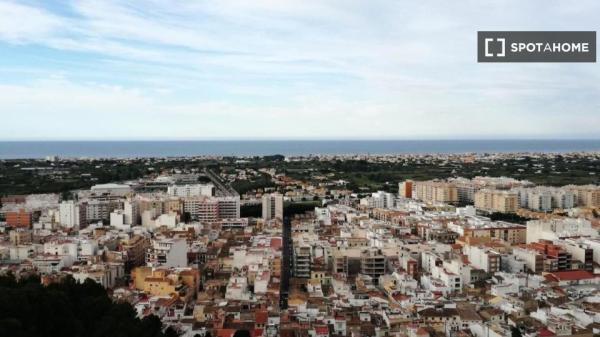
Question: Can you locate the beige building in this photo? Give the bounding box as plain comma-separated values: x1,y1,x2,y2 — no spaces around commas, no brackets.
262,193,284,220
566,185,600,208
474,189,518,213
414,180,458,204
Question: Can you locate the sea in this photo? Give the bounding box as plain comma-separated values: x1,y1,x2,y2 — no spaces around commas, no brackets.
0,140,599,159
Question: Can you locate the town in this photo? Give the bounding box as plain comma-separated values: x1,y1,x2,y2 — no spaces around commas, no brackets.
1,153,600,337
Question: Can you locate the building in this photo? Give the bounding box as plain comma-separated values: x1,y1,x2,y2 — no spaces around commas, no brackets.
293,245,311,278
360,248,386,282
167,184,215,197
529,241,572,271
561,239,594,271
119,234,151,271
123,200,139,225
216,196,241,219
9,229,33,245
85,199,122,222
459,222,527,244
527,190,552,212
414,180,458,204
513,247,544,273
59,200,80,228
514,187,576,211
146,238,188,268
465,245,501,273
565,185,600,208
398,180,413,198
474,189,518,213
183,197,219,223
5,209,32,228
262,193,284,221
90,183,132,196
526,218,597,243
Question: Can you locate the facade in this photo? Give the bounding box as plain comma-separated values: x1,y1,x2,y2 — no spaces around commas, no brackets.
474,189,518,213
526,218,597,243
293,245,311,278
59,200,80,228
5,209,32,228
398,180,413,198
167,184,215,197
262,193,284,220
216,196,241,219
414,180,458,204
146,238,188,268
183,197,219,223
566,185,600,208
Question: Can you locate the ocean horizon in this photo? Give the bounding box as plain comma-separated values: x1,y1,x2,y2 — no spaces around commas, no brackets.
0,139,599,159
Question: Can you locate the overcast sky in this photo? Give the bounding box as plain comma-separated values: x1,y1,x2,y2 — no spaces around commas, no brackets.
0,0,599,140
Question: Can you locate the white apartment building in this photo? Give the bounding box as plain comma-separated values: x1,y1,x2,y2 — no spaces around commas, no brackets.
262,193,284,220
91,183,132,196
216,196,241,219
123,200,139,225
526,218,597,243
514,187,576,211
360,191,395,209
146,238,187,268
464,245,501,273
59,200,80,228
167,184,214,197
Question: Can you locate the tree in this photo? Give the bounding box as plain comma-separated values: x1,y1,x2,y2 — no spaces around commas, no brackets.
0,274,171,337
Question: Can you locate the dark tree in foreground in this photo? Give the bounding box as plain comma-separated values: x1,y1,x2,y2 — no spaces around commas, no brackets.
233,330,251,337
0,273,175,337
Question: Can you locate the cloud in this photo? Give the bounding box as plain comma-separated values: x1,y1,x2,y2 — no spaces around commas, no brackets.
0,1,599,139
0,1,65,42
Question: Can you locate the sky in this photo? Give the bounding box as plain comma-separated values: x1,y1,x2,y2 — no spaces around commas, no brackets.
0,0,599,140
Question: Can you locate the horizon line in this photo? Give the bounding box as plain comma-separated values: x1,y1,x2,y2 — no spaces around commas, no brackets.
1,138,600,142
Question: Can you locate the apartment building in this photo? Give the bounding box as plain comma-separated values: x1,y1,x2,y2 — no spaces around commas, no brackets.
461,222,527,244
293,245,311,278
5,209,32,228
474,189,518,213
464,245,501,273
183,197,219,223
526,218,597,243
564,185,600,208
216,196,241,219
360,248,387,282
414,180,458,204
167,183,215,197
398,180,413,198
146,238,188,268
262,193,284,220
59,200,81,228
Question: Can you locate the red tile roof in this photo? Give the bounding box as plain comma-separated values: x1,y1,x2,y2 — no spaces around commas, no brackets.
314,325,329,335
270,238,282,249
255,310,268,324
546,270,596,281
538,327,555,337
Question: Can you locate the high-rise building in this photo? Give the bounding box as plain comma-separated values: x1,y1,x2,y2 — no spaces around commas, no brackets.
6,209,32,228
167,184,215,197
565,185,600,208
183,197,219,223
262,193,284,220
474,189,518,213
59,200,80,228
398,180,413,198
123,200,139,225
216,196,241,219
414,180,458,204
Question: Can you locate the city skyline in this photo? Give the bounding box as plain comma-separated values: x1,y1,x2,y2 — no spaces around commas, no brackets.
1,1,600,140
